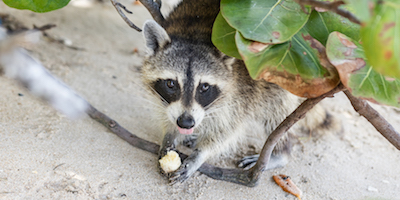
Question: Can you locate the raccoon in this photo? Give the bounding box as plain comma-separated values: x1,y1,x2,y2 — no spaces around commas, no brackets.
140,0,340,183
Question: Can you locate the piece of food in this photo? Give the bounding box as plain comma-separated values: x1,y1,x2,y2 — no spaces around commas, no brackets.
159,150,182,173
273,174,302,200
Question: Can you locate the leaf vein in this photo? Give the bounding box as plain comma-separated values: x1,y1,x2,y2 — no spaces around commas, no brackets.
252,0,282,32
359,66,373,89
292,36,319,74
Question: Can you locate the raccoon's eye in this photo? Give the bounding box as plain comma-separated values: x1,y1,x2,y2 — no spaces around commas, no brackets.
200,83,210,93
166,80,175,88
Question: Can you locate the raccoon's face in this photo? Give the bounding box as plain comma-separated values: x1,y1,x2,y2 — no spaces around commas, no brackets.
141,20,234,135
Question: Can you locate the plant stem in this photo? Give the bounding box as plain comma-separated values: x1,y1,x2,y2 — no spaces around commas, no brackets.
295,0,361,25
344,90,400,150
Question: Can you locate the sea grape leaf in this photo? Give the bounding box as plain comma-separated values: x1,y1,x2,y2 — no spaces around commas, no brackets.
212,12,241,59
221,0,310,44
236,29,340,98
3,0,70,13
326,32,400,107
360,1,400,79
304,10,360,45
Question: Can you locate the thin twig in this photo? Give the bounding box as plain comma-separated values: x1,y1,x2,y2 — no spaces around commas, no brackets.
33,24,56,32
86,104,158,152
344,90,400,150
295,0,361,25
110,0,142,31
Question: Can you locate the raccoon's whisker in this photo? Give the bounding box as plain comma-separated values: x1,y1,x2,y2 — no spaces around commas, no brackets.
205,103,234,115
138,88,169,108
204,95,225,111
131,94,165,109
141,83,169,107
129,79,169,107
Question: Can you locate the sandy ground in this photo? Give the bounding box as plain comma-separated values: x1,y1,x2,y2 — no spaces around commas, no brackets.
1,1,400,199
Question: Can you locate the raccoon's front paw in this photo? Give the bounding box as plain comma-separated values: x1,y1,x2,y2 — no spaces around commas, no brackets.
169,163,195,184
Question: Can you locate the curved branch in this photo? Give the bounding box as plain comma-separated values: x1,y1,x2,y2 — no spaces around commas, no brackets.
344,90,400,150
86,104,237,182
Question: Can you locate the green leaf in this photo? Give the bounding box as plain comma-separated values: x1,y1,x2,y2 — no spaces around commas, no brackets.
3,0,70,13
304,10,361,45
236,29,339,98
221,0,310,44
361,1,400,79
326,32,400,107
212,12,242,59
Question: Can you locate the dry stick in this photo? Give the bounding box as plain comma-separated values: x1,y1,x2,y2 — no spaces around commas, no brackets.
86,104,158,153
245,83,346,184
138,0,165,26
86,104,224,176
110,0,166,32
197,84,344,186
344,90,400,150
86,84,345,187
296,0,361,25
110,0,142,31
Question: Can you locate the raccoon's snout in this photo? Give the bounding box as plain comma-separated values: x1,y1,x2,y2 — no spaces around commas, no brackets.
177,113,195,129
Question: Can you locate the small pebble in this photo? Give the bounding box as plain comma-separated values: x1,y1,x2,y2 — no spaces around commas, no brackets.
367,186,378,192
63,39,73,46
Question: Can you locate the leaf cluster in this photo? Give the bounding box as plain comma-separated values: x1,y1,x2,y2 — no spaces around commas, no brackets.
212,0,400,107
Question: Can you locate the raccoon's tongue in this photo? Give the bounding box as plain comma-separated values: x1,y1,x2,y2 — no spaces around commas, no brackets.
177,127,194,135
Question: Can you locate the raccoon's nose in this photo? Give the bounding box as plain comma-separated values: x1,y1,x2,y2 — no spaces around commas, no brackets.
177,114,195,129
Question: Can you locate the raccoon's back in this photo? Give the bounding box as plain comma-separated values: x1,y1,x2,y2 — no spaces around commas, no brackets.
163,0,220,44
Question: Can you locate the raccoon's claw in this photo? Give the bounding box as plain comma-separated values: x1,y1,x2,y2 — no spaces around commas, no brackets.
168,164,192,184
169,169,188,184
237,154,259,170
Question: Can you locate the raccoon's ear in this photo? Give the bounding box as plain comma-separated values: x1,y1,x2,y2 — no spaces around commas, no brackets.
143,20,171,54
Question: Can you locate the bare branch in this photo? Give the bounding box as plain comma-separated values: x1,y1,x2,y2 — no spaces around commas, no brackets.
86,103,247,184
86,104,158,152
295,0,361,25
197,84,345,186
344,90,400,150
139,0,165,26
250,83,345,177
110,0,142,32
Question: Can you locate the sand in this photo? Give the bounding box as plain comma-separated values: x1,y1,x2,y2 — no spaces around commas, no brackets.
1,1,400,199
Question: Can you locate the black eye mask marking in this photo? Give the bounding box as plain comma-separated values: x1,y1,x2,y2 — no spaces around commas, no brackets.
195,83,220,108
153,79,181,104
